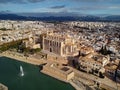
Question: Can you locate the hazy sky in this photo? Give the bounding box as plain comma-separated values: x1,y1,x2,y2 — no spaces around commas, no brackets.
0,0,120,15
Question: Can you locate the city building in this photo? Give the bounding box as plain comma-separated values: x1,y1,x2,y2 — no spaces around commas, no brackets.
78,53,110,75
42,31,78,57
23,34,40,49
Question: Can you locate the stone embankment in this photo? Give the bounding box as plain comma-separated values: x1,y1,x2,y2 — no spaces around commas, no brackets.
0,83,8,90
0,51,46,65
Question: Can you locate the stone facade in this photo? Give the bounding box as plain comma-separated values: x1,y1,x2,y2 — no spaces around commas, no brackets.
43,32,78,57
41,63,74,81
23,35,40,49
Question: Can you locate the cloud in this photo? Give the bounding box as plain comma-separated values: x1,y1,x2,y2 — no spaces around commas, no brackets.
28,0,45,3
0,0,24,4
0,0,118,4
109,6,120,9
72,5,120,11
0,10,11,13
58,0,103,3
0,0,106,4
50,5,66,9
70,0,113,2
0,0,45,4
73,6,105,11
71,0,99,2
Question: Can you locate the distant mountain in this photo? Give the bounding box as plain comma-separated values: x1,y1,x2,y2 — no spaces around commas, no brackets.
0,13,120,22
0,14,27,20
103,15,120,22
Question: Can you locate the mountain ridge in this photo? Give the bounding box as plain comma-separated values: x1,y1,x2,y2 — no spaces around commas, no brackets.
0,13,120,22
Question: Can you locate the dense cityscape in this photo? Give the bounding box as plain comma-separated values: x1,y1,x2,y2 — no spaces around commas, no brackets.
0,20,120,90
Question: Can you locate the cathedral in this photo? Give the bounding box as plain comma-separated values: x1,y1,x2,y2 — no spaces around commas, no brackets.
43,31,78,57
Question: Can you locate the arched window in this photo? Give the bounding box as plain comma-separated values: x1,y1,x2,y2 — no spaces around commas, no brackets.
50,48,52,52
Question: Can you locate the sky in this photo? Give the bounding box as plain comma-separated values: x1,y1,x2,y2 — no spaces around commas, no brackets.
0,0,120,16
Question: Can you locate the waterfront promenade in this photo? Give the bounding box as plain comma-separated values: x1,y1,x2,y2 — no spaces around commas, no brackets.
0,51,46,65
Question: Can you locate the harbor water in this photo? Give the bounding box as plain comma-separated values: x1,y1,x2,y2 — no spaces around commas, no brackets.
0,57,75,90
